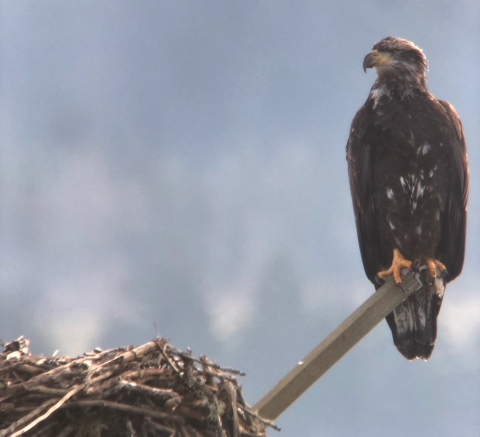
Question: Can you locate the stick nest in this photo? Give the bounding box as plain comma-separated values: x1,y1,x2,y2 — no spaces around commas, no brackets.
0,336,277,437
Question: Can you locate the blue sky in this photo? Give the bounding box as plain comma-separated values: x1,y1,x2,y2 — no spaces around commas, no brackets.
1,1,479,436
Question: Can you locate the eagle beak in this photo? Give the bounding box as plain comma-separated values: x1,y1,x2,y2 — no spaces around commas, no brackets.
363,50,393,72
363,51,377,72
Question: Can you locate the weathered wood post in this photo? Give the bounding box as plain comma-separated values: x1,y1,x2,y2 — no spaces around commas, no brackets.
253,270,423,420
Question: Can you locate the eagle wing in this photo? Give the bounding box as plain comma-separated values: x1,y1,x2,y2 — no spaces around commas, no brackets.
346,106,390,283
347,100,468,284
437,100,469,281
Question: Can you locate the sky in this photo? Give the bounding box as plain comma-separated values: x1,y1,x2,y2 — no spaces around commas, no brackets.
1,1,479,436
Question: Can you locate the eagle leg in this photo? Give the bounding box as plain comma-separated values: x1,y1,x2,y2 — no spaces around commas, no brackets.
426,258,447,278
377,248,413,284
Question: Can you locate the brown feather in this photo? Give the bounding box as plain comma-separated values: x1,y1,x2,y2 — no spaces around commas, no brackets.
346,36,468,359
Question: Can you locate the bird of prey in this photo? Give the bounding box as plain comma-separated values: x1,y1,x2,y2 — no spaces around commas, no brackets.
346,36,469,360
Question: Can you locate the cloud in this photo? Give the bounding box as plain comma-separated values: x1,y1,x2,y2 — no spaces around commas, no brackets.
207,290,255,343
442,294,480,353
37,262,141,356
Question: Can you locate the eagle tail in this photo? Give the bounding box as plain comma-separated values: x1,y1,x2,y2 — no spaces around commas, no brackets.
385,272,446,360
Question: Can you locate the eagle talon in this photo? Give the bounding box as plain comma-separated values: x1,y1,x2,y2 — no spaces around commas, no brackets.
426,258,447,278
377,248,413,284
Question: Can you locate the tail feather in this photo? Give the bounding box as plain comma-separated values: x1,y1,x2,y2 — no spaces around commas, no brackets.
385,272,445,360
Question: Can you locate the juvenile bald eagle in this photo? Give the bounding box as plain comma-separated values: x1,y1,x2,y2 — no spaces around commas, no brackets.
347,37,468,360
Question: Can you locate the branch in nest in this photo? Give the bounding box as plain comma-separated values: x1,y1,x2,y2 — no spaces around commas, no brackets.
0,336,276,437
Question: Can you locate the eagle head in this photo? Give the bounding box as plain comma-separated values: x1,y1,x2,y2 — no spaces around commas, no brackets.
363,36,428,76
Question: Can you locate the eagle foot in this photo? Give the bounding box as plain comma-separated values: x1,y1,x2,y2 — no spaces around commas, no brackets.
425,258,447,278
409,259,448,286
377,248,413,284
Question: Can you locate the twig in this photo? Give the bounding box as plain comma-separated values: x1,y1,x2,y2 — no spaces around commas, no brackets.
179,423,193,437
126,420,137,437
29,420,56,437
22,385,69,397
220,380,239,437
146,418,176,436
91,340,159,371
204,370,238,383
0,398,58,437
117,380,178,401
237,405,281,432
159,344,182,377
171,352,245,377
240,432,267,437
206,364,245,377
9,384,84,437
62,399,181,423
56,425,75,437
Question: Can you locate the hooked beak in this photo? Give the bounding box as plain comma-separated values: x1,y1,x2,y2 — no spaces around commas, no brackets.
363,51,377,72
363,50,393,72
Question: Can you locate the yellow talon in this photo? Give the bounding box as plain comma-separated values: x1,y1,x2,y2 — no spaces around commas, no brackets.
426,258,447,278
377,248,413,284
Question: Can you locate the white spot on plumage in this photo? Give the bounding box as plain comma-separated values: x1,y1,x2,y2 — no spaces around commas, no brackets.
386,188,394,199
416,225,422,234
371,87,385,103
372,87,384,98
415,180,426,199
399,173,430,210
388,220,395,230
418,143,431,155
429,169,434,177
435,276,445,297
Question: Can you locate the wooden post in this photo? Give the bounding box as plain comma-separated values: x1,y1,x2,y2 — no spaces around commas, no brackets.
253,270,423,420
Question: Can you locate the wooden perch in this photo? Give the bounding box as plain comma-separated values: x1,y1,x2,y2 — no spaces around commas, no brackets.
253,270,423,420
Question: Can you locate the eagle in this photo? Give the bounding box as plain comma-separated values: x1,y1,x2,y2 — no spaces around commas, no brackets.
347,36,469,360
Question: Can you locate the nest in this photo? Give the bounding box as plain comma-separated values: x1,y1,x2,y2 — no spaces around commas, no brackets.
0,336,277,437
